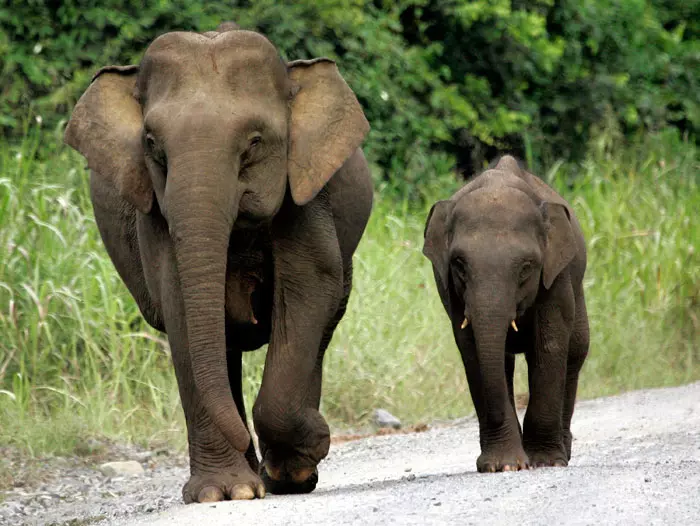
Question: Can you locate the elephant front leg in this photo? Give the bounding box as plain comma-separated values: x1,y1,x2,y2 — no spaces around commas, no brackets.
180,401,266,503
159,255,264,503
253,196,343,494
523,305,571,468
457,332,529,473
226,344,261,475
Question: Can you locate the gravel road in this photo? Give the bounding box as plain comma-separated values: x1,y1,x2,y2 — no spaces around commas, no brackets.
3,381,699,526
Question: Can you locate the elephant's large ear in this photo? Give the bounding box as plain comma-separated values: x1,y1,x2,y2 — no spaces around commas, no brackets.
423,200,454,288
64,65,153,214
541,202,576,289
287,58,369,206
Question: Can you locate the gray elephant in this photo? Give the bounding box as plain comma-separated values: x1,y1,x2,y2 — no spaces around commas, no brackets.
64,23,372,502
422,155,589,472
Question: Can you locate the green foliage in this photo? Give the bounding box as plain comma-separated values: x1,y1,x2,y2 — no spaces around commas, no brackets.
0,125,698,455
0,1,230,130
1,1,697,193
395,0,700,172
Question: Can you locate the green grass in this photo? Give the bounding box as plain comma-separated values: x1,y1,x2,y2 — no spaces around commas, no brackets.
1,126,698,456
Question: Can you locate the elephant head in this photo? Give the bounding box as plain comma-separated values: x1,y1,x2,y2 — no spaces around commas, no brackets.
64,29,369,452
423,156,577,427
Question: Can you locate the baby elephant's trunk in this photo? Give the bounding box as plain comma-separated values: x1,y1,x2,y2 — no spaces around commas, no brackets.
467,289,515,437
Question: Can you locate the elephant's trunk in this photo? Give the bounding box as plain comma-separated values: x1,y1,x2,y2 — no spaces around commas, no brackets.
467,289,513,440
166,159,250,453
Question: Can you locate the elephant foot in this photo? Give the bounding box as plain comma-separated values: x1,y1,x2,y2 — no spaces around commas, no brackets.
524,443,568,468
260,449,320,495
562,429,573,460
254,407,330,495
477,446,530,473
182,465,266,504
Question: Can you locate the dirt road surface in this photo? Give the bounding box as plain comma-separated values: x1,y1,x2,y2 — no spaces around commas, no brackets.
3,382,699,525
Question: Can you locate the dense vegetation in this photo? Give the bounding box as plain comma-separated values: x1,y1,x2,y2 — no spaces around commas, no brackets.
2,0,698,189
0,1,698,454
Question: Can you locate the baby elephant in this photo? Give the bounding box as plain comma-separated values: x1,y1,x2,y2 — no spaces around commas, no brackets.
423,155,589,472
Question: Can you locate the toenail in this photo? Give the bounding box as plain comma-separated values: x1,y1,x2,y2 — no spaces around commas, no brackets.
230,484,255,500
291,467,315,484
264,463,282,481
198,486,224,503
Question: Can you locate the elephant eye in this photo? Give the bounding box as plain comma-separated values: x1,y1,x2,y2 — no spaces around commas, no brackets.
519,262,534,283
452,257,468,281
145,132,159,152
241,134,263,170
145,132,166,167
247,132,263,150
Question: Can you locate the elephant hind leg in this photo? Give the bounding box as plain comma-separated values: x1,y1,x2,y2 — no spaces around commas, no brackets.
226,344,259,473
562,289,590,460
505,352,522,439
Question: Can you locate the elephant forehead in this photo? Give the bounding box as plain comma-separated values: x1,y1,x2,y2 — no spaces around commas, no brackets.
145,30,280,63
140,31,289,101
454,187,543,233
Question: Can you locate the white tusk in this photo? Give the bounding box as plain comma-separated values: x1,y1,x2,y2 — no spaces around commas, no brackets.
461,317,469,329
511,320,518,332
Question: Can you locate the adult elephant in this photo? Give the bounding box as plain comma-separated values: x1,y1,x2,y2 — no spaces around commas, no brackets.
64,23,372,503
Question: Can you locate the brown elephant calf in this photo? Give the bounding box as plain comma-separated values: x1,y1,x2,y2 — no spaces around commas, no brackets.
423,155,590,472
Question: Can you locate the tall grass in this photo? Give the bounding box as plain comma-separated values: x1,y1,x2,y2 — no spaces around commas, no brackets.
1,125,697,456
0,126,183,454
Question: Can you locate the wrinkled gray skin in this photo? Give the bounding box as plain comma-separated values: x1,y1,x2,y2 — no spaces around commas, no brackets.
64,23,373,503
423,156,589,472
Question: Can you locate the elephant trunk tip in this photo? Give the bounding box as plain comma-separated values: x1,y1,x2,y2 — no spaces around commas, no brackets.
233,431,252,453
208,400,252,452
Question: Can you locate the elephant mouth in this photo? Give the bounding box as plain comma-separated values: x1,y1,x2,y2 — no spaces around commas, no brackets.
225,270,263,325
233,214,267,230
458,316,517,332
225,230,274,328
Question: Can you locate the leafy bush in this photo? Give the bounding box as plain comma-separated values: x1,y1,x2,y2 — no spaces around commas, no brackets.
0,1,229,129
0,0,697,193
396,0,699,172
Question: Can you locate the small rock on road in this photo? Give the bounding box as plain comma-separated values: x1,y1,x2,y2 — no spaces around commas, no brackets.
373,408,402,429
100,461,145,477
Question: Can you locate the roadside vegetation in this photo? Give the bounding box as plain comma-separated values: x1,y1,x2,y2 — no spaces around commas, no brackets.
1,0,698,457
1,123,697,455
